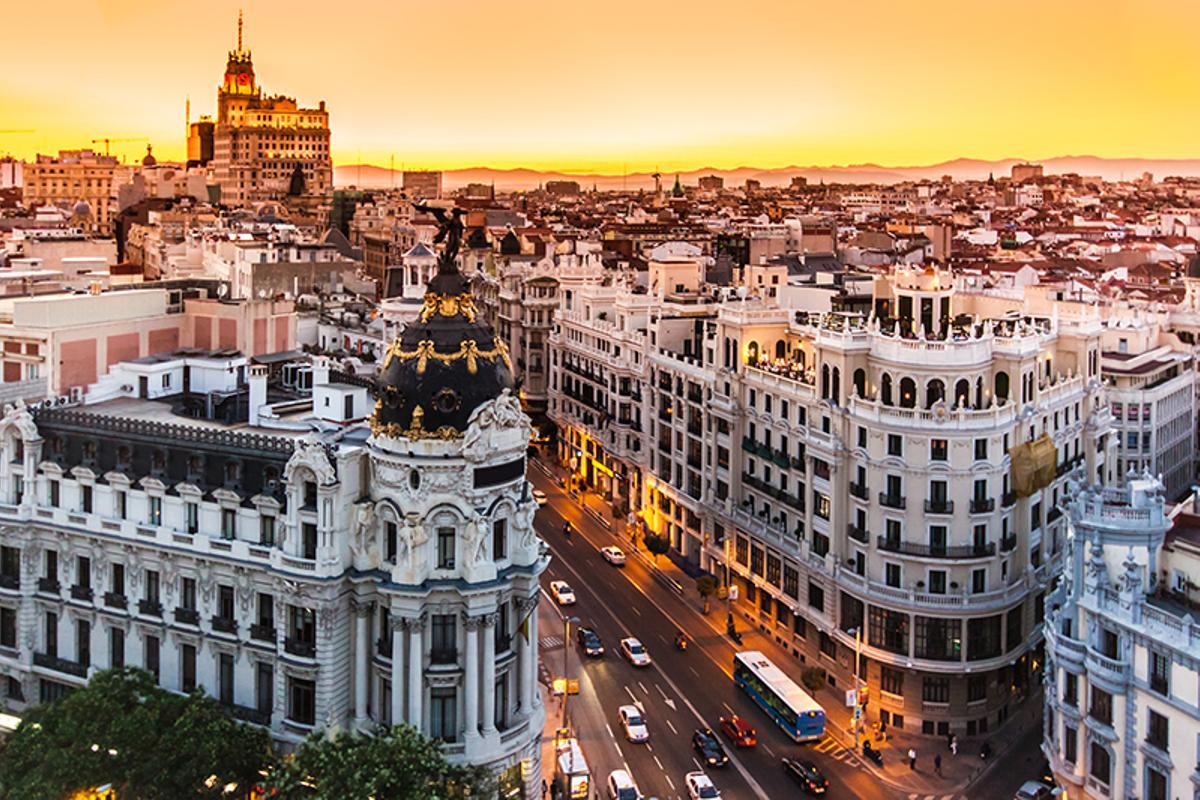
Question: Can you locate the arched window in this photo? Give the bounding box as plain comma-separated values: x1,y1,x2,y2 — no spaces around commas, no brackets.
224,460,241,485
926,379,945,409
954,379,970,408
774,340,786,360
975,376,984,408
853,369,866,399
881,373,893,406
995,371,1010,404
821,365,830,399
747,341,760,364
899,377,917,409
831,367,841,405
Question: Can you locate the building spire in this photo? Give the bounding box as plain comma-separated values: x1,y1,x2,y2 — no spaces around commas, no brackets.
237,9,243,52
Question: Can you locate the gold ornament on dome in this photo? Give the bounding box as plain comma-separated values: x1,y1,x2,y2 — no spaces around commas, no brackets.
418,292,477,323
383,336,512,376
369,404,463,441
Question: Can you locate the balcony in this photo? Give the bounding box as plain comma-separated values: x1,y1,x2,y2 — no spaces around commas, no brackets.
138,599,163,617
1000,533,1017,553
1001,491,1017,509
104,592,127,609
877,536,995,559
284,637,316,658
211,616,238,635
849,482,869,501
924,499,954,515
790,456,806,473
0,574,18,590
174,607,200,625
69,585,93,602
250,624,277,643
879,493,906,510
33,652,87,678
847,523,868,543
37,577,60,594
969,498,995,514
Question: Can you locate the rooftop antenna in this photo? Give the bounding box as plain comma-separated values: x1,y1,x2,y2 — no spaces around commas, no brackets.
237,9,244,52
185,97,190,136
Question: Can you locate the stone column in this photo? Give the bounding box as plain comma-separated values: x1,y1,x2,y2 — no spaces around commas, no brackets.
480,611,498,734
528,596,541,708
463,613,481,739
390,616,405,727
516,595,537,715
354,601,371,726
406,614,424,728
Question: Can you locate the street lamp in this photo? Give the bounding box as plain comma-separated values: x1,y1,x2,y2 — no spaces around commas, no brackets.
562,615,580,728
848,626,863,749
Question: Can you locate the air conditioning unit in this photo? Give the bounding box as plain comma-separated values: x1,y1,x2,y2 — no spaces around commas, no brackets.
56,396,70,406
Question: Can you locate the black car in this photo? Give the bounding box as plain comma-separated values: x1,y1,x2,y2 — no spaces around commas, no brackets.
782,758,827,795
691,728,729,768
576,626,605,657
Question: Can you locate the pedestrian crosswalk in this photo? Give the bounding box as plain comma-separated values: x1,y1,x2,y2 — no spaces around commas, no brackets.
812,736,861,768
539,635,564,649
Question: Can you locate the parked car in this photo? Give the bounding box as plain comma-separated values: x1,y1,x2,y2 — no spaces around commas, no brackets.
576,626,605,657
782,758,827,795
549,580,576,605
691,728,729,767
618,704,649,742
1014,781,1054,800
600,546,626,565
619,637,651,667
718,715,756,747
684,771,720,800
532,489,548,507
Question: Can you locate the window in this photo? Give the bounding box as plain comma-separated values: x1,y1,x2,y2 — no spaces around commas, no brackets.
972,568,986,594
180,577,196,611
81,484,92,513
1149,651,1169,696
218,652,234,706
110,628,124,669
928,569,947,595
1006,606,1023,652
218,585,235,621
115,490,126,519
868,607,908,654
930,439,947,461
48,479,59,507
256,663,274,715
915,616,961,661
0,607,12,649
1089,686,1112,725
1062,724,1076,764
1089,742,1110,785
76,556,91,591
0,546,17,585
922,677,949,703
808,581,824,611
185,503,198,534
181,644,196,692
44,611,57,657
885,563,901,588
221,508,236,540
260,515,276,546
430,688,457,742
968,674,987,702
110,563,124,597
148,496,162,525
437,527,455,569
887,434,902,457
301,523,317,559
492,519,507,561
288,677,316,725
1146,708,1169,750
1146,767,1166,800
145,634,160,682
880,665,904,696
288,606,315,651
1063,671,1078,707
144,570,160,605
431,614,457,662
818,631,836,659
974,438,988,460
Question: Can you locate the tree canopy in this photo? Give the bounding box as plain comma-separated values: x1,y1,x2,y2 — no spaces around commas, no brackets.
0,667,271,800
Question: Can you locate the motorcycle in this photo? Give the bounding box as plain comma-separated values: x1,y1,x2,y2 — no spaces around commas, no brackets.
979,742,992,761
862,741,883,767
562,522,572,539
674,634,689,652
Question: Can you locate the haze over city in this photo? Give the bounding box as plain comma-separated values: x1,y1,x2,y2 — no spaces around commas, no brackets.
3,0,1199,172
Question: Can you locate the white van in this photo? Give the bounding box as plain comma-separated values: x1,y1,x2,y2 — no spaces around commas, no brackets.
607,769,641,800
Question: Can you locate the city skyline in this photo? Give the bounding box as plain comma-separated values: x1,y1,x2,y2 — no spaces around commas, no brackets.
3,0,1200,172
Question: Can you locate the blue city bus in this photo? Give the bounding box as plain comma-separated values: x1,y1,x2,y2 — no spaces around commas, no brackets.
733,650,826,742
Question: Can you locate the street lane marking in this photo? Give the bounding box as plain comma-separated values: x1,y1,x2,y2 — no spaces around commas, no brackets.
606,722,616,739
762,743,776,758
625,685,639,704
638,681,649,695
723,702,735,715
689,666,700,678
665,775,676,791
630,605,641,616
665,718,678,735
692,757,704,771
653,754,665,771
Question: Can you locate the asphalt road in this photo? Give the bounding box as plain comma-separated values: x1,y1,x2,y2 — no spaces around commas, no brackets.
532,468,885,800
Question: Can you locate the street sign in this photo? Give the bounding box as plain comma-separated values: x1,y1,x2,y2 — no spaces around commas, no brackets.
845,689,857,707
728,585,739,601
853,705,862,722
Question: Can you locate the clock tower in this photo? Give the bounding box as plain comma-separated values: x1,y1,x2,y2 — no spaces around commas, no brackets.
218,11,258,123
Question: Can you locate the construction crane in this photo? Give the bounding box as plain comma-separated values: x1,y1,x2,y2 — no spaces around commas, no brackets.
91,137,145,157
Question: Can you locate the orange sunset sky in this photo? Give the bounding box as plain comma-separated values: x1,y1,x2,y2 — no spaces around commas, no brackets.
1,0,1197,173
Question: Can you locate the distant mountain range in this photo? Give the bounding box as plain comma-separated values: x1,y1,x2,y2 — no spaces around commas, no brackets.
332,156,1200,192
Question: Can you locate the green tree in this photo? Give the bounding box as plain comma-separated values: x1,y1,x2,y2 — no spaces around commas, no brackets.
801,667,827,694
262,725,492,800
0,667,271,800
643,533,670,565
695,575,718,614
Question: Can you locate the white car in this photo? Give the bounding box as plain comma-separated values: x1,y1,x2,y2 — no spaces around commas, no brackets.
532,489,548,507
549,580,576,605
685,771,721,800
600,546,626,565
607,769,641,800
619,637,651,667
618,704,649,742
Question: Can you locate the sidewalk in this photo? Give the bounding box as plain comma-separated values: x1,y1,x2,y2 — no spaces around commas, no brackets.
531,455,1038,797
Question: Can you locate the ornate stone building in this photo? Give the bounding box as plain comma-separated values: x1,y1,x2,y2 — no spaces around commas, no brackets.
0,231,547,795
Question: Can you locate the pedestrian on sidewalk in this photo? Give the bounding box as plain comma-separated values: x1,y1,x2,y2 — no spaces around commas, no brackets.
541,779,548,799
908,748,917,770
934,754,942,776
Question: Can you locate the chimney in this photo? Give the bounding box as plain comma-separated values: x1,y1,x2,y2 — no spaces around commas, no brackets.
248,364,268,427
312,355,330,387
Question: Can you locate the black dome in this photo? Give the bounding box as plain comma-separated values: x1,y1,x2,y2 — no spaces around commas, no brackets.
371,269,513,440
